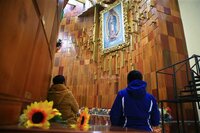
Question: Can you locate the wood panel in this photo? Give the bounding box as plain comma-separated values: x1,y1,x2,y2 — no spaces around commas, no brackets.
0,100,22,125
0,0,63,125
0,0,39,97
50,5,59,56
23,23,51,101
36,0,57,43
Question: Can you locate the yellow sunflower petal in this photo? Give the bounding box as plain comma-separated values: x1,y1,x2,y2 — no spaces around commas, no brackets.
26,120,50,129
51,109,61,116
48,101,53,108
70,124,77,128
26,120,36,128
41,121,50,129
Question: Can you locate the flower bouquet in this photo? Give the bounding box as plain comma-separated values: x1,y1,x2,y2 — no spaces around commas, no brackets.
159,106,173,122
89,108,110,116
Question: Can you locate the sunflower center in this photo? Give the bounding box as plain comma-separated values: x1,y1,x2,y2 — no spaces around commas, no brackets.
81,116,85,125
32,112,45,124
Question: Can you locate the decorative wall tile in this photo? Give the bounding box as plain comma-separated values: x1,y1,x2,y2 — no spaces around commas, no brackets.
52,0,188,110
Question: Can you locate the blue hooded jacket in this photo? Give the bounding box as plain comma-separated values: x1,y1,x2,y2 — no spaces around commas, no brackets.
109,80,160,131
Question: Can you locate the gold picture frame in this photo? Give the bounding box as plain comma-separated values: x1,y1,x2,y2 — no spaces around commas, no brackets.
100,0,129,54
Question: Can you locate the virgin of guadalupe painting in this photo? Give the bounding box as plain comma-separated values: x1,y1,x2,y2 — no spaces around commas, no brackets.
101,2,126,54
107,10,119,41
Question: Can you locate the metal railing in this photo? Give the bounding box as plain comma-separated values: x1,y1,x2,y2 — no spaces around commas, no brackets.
156,54,200,101
156,54,200,133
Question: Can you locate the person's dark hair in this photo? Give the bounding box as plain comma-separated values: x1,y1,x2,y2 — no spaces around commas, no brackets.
53,75,65,84
127,70,143,84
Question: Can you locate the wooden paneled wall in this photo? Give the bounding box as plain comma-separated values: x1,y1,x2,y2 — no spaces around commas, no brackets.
0,0,65,125
53,0,188,111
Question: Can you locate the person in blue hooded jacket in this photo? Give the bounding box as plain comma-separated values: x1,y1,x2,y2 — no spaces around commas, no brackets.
110,70,160,132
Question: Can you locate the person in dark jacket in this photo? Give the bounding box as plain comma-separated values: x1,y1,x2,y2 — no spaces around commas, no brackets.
110,70,160,132
47,75,79,126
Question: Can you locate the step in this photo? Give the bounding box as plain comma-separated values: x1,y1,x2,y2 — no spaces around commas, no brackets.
194,75,200,79
189,79,200,84
184,83,200,88
178,94,200,101
180,88,200,93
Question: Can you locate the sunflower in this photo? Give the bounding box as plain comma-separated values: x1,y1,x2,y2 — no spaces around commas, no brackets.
19,100,61,129
71,107,90,130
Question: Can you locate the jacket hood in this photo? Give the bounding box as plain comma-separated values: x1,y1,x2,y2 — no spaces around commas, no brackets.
126,80,147,98
49,84,67,91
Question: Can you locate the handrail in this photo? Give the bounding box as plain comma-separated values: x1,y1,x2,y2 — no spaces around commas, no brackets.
155,71,173,75
156,54,200,101
190,59,200,69
157,55,194,72
191,69,199,77
157,54,200,73
174,61,188,73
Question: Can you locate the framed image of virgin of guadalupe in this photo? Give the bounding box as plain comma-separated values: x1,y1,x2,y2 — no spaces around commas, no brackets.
100,1,129,54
